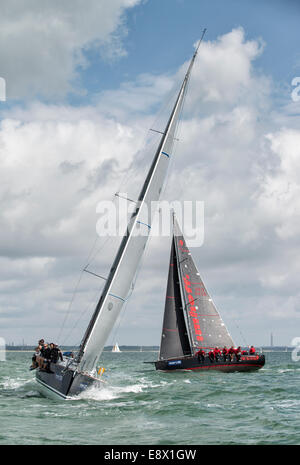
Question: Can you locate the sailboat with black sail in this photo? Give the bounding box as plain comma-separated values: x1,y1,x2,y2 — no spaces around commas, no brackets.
155,216,265,372
34,32,207,399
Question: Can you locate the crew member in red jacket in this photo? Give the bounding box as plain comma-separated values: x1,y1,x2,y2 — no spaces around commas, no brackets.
228,346,235,361
195,348,205,363
222,346,228,362
233,346,241,362
213,347,221,362
208,350,215,362
249,346,256,355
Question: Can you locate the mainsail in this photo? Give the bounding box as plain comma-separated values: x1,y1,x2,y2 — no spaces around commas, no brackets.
76,31,207,374
173,218,235,353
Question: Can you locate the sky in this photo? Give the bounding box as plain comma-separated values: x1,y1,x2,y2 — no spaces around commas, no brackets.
0,0,300,348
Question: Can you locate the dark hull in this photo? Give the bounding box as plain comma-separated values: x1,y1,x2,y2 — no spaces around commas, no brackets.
155,354,265,373
35,362,101,400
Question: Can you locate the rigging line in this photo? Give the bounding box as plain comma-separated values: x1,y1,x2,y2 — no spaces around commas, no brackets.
86,189,126,268
169,30,207,160
117,76,183,198
62,286,102,347
57,267,85,346
115,86,178,205
114,125,159,197
57,234,100,345
234,321,248,347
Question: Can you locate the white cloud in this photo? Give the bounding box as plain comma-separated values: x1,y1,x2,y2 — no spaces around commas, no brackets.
0,0,141,99
258,128,300,240
1,27,299,346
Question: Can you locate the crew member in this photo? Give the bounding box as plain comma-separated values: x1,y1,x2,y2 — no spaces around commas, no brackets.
234,346,241,362
249,345,256,355
208,350,214,362
213,347,221,362
228,346,234,362
41,343,53,373
195,348,205,363
50,343,63,364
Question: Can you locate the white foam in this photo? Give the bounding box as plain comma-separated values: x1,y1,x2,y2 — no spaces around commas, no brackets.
71,377,173,401
73,382,148,401
0,377,31,390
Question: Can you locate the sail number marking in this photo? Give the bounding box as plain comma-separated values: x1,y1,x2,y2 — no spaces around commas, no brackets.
183,274,203,341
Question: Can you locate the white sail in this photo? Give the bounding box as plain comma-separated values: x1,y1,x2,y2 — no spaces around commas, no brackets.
112,342,121,353
77,32,206,374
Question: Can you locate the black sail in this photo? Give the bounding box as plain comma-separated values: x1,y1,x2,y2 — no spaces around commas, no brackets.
173,219,235,353
159,238,191,360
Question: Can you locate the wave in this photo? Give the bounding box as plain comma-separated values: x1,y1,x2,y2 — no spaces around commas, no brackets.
71,377,174,401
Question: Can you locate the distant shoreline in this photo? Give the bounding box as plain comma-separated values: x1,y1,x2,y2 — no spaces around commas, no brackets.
4,346,293,353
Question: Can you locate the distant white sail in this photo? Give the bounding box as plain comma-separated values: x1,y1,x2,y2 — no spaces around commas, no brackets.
112,342,121,353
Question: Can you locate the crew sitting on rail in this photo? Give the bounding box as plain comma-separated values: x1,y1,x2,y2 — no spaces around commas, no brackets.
50,343,63,363
192,345,255,365
228,346,235,361
208,350,215,362
213,347,221,362
233,346,241,362
40,343,53,373
195,348,205,362
222,346,228,361
249,346,256,355
30,339,63,372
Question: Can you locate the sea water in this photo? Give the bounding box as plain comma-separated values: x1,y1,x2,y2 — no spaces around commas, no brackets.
0,351,299,445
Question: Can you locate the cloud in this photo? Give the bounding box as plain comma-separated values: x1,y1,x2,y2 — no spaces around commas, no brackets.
1,27,299,346
258,128,300,240
0,0,141,99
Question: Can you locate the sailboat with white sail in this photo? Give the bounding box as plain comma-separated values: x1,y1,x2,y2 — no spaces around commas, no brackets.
112,342,121,353
34,32,207,400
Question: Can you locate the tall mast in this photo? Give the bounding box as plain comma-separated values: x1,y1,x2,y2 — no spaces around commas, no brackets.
77,31,206,373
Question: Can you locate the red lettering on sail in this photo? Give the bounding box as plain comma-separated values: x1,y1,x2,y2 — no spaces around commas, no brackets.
183,275,192,294
195,287,207,296
184,273,203,342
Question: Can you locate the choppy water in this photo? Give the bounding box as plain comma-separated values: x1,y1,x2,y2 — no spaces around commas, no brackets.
0,351,299,445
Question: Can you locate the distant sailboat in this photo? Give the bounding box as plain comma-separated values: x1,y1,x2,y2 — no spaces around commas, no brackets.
112,342,121,353
155,216,265,372
34,32,207,399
